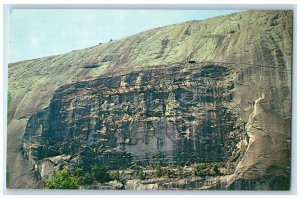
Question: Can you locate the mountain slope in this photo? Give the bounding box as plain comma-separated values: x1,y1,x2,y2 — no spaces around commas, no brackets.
7,10,292,189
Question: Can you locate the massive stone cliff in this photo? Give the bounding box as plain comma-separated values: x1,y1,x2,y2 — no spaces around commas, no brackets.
7,10,292,190
22,63,242,168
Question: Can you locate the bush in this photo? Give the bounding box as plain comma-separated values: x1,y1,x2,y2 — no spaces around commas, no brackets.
211,164,220,175
177,166,184,178
111,171,121,181
92,165,111,183
75,165,94,185
133,165,145,180
44,167,79,189
138,170,145,180
194,164,206,176
80,173,94,185
155,164,163,177
194,164,221,176
166,170,175,178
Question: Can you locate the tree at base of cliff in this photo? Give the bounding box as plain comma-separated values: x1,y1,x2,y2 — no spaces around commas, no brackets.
92,164,111,183
44,167,79,189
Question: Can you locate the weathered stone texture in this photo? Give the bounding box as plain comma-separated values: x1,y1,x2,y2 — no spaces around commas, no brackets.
22,64,244,170
7,10,292,189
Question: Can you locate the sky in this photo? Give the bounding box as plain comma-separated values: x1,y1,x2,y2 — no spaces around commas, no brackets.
9,9,242,63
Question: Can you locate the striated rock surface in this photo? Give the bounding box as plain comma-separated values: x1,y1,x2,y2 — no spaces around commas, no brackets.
22,64,243,169
7,10,292,190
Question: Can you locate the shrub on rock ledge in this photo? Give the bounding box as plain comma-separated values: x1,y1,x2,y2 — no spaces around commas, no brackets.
43,167,79,189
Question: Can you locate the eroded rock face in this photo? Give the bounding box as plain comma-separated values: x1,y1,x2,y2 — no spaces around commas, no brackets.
22,64,245,171
8,10,292,189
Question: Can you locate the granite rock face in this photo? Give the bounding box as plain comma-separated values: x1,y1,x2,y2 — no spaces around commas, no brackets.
22,63,244,170
7,10,292,189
